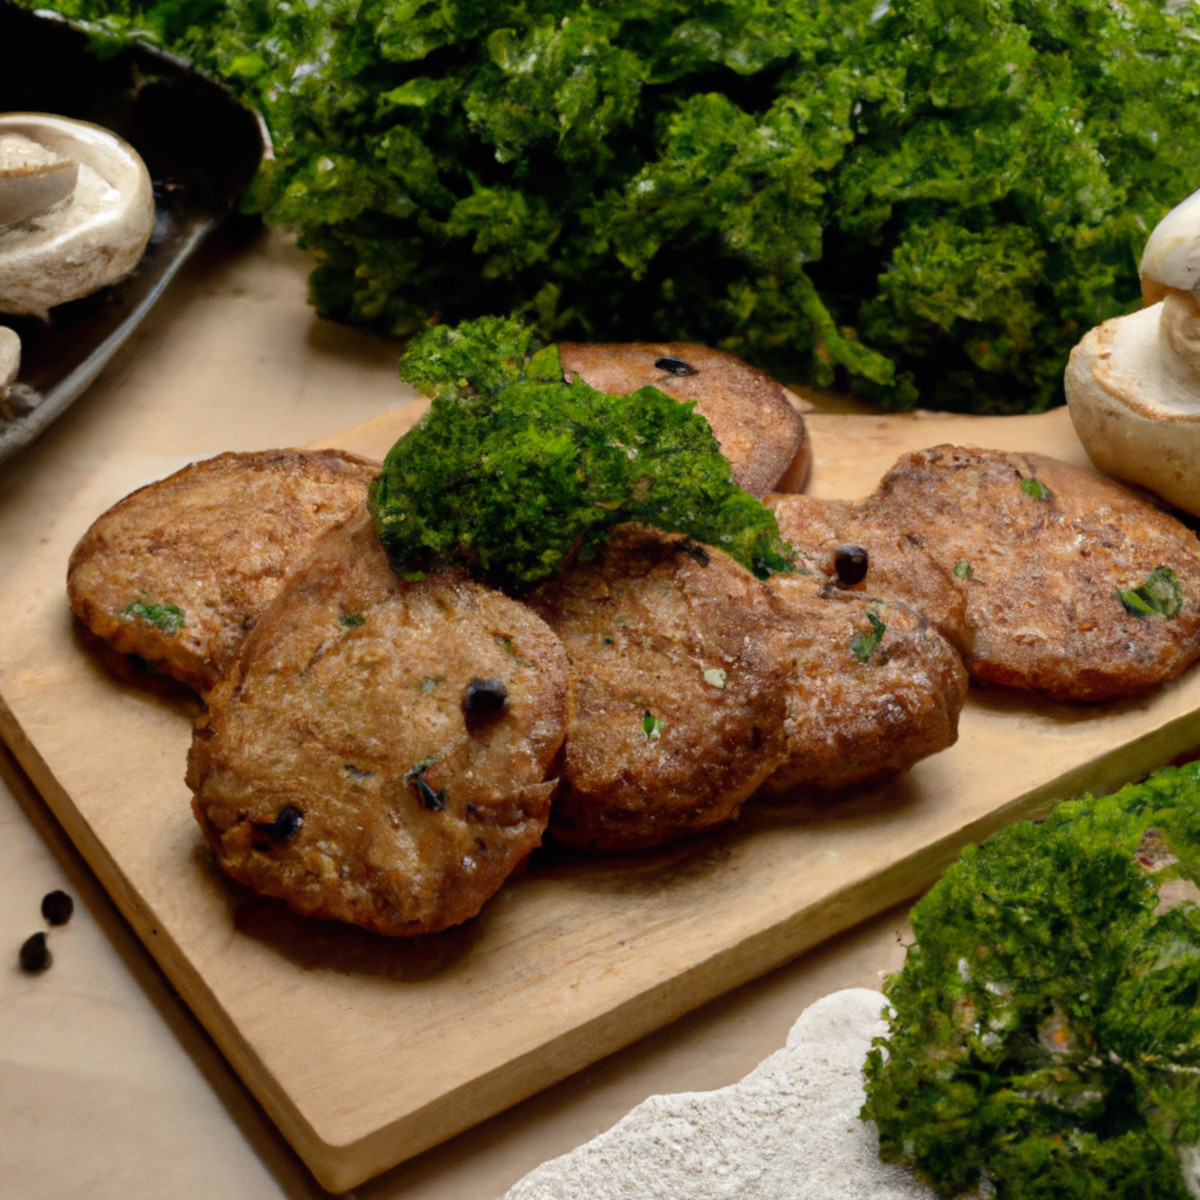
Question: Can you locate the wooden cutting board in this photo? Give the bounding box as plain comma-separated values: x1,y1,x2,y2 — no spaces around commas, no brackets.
4,403,1200,1193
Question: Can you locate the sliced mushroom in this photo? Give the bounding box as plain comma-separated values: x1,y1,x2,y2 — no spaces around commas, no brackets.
1066,187,1200,516
0,113,156,320
0,158,79,231
0,325,18,398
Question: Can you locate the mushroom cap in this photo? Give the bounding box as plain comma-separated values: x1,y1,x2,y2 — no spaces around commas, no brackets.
0,113,156,320
1140,186,1200,306
1066,296,1200,516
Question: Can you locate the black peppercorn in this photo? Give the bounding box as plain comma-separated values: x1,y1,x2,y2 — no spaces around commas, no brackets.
463,676,508,727
41,890,74,926
19,931,51,973
251,805,304,849
834,544,869,586
654,356,698,377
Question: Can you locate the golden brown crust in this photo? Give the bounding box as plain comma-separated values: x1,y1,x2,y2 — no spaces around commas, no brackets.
559,341,810,497
187,511,569,936
66,448,378,695
860,445,1200,701
526,525,791,852
757,586,968,796
764,492,969,652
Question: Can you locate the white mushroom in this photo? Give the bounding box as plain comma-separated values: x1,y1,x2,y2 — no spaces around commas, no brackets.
1066,187,1200,516
0,325,19,399
0,113,156,321
1141,187,1200,306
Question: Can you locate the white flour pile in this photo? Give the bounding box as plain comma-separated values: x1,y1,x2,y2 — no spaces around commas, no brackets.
502,988,936,1200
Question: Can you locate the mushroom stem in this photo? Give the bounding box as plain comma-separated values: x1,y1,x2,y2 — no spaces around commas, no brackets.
1066,185,1200,516
1141,187,1200,306
1161,289,1200,390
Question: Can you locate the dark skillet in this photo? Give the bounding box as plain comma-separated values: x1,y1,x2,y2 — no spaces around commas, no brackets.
0,0,264,463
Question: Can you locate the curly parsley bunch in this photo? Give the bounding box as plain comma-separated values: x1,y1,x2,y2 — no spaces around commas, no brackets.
368,316,793,588
864,762,1200,1199
36,0,1200,413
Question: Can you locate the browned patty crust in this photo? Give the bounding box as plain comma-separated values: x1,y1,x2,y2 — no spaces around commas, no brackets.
764,492,969,652
187,511,568,936
758,584,968,797
860,445,1200,701
526,524,791,852
559,341,810,497
67,448,379,695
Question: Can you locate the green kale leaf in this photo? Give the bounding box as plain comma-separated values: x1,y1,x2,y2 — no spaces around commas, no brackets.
862,762,1200,1199
368,317,793,588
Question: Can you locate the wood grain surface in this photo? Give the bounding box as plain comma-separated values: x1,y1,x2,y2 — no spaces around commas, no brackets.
4,402,1200,1192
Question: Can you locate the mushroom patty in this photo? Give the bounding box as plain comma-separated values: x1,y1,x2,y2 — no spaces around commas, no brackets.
559,341,810,497
754,493,968,795
764,492,969,652
526,524,791,852
187,511,569,936
758,584,968,796
67,448,378,695
860,445,1200,701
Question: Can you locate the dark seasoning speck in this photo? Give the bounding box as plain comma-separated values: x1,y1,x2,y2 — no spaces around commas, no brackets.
41,889,74,926
463,676,508,727
834,544,869,586
654,356,698,377
17,889,76,973
19,932,51,973
405,758,447,811
250,806,305,850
